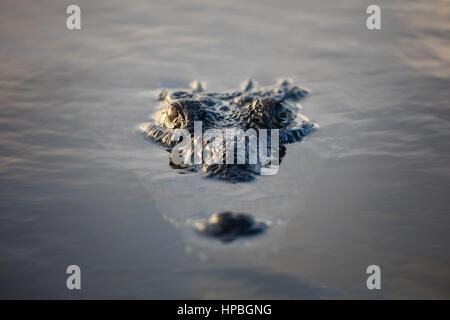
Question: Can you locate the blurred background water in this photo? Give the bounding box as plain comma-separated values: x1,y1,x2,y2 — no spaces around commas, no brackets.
0,0,449,298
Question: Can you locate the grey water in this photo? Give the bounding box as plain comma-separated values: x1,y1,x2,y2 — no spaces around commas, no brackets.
0,0,449,299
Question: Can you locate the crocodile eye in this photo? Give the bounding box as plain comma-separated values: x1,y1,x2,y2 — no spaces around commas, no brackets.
167,106,179,121
164,104,183,129
247,97,278,127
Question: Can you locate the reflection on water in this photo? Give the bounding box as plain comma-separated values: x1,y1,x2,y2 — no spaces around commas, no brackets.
394,0,450,79
0,0,449,298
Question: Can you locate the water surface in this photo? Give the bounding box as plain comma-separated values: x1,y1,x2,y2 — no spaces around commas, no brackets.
0,0,449,298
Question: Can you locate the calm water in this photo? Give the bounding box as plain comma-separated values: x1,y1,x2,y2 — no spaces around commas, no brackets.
0,0,449,299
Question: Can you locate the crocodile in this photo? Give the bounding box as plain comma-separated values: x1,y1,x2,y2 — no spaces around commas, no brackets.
140,79,316,182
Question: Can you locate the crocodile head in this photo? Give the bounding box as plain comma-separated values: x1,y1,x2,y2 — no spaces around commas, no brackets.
140,79,316,182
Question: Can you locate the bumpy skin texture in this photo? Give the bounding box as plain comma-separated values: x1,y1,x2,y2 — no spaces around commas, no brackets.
195,211,268,243
141,79,316,182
